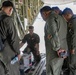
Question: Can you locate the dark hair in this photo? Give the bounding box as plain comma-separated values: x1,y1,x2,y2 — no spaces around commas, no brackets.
62,8,73,15
2,1,14,8
52,6,60,11
40,6,52,13
29,26,34,29
52,6,62,15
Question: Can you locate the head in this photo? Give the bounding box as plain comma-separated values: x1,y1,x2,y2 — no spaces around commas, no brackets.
52,6,62,15
1,1,14,16
62,8,73,22
28,26,34,35
40,6,52,21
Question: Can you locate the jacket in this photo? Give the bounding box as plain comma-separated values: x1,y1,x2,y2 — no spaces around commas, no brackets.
0,11,20,64
44,11,68,51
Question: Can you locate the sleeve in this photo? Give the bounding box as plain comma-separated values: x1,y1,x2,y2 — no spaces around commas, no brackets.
6,17,20,54
72,18,76,50
35,34,40,43
47,17,60,51
22,35,27,43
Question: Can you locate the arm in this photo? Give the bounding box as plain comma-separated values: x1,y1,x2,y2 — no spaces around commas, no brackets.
19,42,25,48
34,34,40,54
71,18,76,54
6,17,20,55
20,34,27,48
47,17,66,58
47,17,60,51
35,43,40,55
19,35,27,54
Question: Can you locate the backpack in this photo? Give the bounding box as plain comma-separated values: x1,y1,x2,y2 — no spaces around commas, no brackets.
0,15,8,51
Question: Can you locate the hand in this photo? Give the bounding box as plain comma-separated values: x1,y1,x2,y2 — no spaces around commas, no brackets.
57,49,67,59
57,49,65,56
70,50,75,54
18,54,22,61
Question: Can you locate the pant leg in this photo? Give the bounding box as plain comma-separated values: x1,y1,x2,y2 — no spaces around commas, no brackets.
46,60,53,75
7,62,20,75
46,47,64,75
69,64,76,75
69,53,76,75
0,61,6,75
46,57,64,75
51,58,64,75
32,50,41,63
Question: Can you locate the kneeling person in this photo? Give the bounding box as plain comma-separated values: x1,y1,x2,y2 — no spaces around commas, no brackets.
20,26,41,64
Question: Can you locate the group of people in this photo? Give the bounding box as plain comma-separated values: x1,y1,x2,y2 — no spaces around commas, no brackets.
40,6,76,75
0,1,41,75
0,0,76,75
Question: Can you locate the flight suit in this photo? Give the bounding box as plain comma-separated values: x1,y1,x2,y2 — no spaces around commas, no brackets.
67,15,76,75
44,11,68,75
0,11,20,75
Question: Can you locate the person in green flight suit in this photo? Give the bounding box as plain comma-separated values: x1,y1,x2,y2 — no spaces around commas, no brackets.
40,6,68,75
62,8,76,75
0,1,21,75
51,6,69,74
